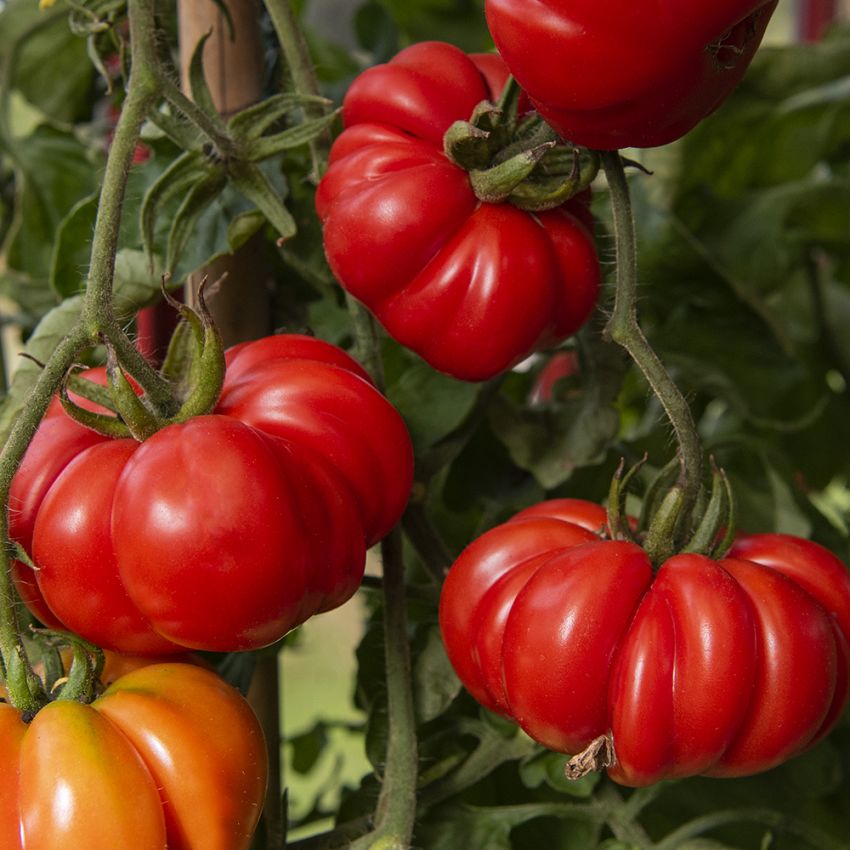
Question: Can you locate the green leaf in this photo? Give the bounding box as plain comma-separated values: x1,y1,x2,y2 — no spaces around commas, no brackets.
228,93,332,140
386,360,481,452
354,0,400,63
165,165,227,273
49,192,99,297
241,109,340,162
1,0,94,125
228,160,296,242
413,627,461,723
139,150,211,262
0,294,83,441
187,30,219,121
3,125,98,281
518,750,600,798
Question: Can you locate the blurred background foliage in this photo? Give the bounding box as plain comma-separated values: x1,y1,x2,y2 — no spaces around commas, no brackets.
1,0,849,847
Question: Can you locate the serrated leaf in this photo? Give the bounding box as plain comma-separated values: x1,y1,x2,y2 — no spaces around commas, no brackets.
228,160,296,241
165,165,227,273
49,191,99,297
140,149,211,261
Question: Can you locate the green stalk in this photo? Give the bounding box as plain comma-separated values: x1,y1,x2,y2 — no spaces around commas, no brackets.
600,150,704,533
0,0,168,710
262,0,331,181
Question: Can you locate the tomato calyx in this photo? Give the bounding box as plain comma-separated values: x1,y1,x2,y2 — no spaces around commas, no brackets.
443,75,599,212
59,279,226,441
607,456,736,568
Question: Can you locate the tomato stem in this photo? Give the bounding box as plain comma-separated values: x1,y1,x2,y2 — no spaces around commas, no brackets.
601,150,705,537
263,0,332,183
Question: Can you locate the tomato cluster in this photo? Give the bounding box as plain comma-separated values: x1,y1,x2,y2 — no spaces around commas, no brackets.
0,663,266,850
485,0,779,149
439,499,850,786
316,42,600,382
9,334,413,653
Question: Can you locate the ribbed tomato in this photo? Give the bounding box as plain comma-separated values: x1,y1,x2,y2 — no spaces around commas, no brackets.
316,42,600,382
439,498,850,786
9,334,413,653
0,663,266,850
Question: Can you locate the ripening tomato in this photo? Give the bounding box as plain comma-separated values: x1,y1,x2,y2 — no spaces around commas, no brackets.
439,499,850,786
0,663,267,850
485,0,779,149
10,334,413,653
316,41,600,382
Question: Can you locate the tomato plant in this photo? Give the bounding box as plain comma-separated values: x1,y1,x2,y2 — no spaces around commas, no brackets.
0,663,267,850
1,2,849,850
9,334,413,652
485,0,780,148
439,499,850,786
316,41,600,381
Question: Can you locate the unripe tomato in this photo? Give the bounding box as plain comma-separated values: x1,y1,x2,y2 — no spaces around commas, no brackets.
0,663,267,850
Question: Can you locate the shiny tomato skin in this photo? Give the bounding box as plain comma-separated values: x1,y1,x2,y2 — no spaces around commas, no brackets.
10,334,413,654
439,499,850,786
19,700,168,850
485,0,780,149
7,414,106,629
32,439,182,655
95,663,268,850
317,41,600,381
217,356,413,547
111,416,311,651
6,664,266,850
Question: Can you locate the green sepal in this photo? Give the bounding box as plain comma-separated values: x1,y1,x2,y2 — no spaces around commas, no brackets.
165,282,226,423
50,632,104,704
59,381,132,439
637,457,680,535
508,149,600,212
106,348,161,441
4,644,46,716
444,120,494,171
240,109,341,162
710,470,737,560
228,160,296,243
606,455,645,542
682,460,731,557
159,315,197,390
66,369,119,415
228,93,333,141
643,473,687,567
469,143,554,204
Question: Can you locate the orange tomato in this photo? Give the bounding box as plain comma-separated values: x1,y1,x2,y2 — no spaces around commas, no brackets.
1,663,267,850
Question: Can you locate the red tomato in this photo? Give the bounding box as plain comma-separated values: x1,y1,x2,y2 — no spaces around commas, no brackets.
316,42,600,382
439,499,850,786
485,0,779,149
10,335,413,653
0,663,267,850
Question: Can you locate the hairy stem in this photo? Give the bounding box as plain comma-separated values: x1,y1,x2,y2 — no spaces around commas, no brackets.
350,529,418,850
0,0,169,709
262,0,330,181
601,150,703,533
